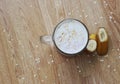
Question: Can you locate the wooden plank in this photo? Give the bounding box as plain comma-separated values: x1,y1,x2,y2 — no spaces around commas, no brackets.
0,0,120,84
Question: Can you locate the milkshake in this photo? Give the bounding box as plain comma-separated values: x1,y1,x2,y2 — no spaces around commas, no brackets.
53,19,89,54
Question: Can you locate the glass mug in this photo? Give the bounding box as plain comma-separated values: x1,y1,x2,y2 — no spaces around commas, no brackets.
40,18,89,56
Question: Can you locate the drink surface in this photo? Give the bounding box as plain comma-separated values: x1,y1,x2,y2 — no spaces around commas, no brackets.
53,19,88,54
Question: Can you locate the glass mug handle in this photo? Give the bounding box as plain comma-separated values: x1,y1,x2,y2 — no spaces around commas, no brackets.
40,35,53,45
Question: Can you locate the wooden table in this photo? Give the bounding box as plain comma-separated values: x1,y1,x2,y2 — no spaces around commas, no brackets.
0,0,120,84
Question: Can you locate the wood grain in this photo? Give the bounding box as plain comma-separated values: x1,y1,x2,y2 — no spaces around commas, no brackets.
0,0,120,84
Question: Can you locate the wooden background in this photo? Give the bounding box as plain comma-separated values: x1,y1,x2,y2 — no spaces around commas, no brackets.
0,0,120,84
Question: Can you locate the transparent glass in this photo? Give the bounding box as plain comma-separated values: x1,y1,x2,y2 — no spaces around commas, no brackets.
40,18,89,56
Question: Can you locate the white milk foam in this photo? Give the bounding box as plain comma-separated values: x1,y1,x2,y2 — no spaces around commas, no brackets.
53,19,88,54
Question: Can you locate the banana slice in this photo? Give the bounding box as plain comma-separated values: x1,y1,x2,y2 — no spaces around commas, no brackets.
86,39,97,52
97,27,108,55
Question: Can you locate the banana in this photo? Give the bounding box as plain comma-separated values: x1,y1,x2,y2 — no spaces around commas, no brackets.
96,27,108,55
89,34,96,40
86,34,97,52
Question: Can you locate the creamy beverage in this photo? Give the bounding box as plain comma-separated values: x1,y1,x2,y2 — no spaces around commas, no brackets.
53,19,89,54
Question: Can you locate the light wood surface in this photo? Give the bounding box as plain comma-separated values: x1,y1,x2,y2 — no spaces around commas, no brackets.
0,0,120,84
